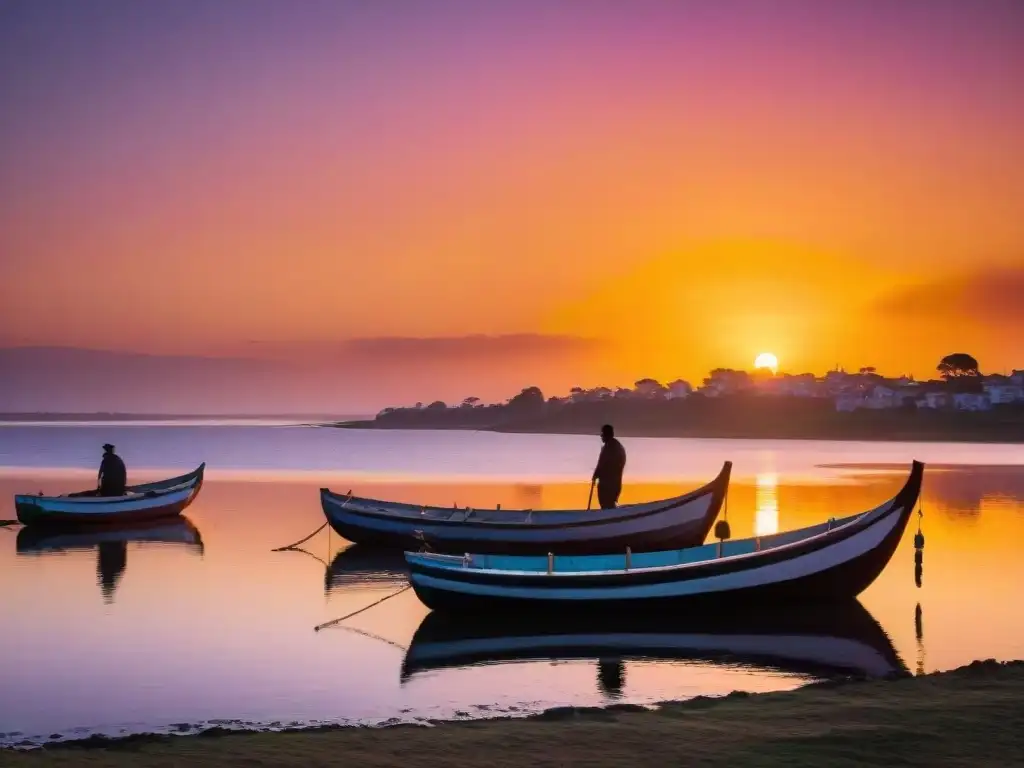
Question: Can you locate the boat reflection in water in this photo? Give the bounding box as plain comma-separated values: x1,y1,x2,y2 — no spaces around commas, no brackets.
16,516,204,603
325,544,410,593
400,600,908,695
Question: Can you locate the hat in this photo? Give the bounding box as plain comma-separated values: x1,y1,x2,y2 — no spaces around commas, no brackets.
102,443,115,452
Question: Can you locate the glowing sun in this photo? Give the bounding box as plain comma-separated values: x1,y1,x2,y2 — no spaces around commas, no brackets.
754,352,779,373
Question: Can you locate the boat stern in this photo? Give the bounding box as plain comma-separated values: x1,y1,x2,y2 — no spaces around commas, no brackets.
14,495,46,526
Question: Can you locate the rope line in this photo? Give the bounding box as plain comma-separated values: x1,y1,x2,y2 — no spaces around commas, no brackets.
278,545,330,569
314,585,412,632
272,521,328,551
326,624,409,652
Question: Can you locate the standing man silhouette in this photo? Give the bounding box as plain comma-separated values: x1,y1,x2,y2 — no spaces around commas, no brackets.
98,443,127,497
592,424,626,509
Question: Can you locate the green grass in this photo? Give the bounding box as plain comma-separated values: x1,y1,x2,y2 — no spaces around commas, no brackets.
4,660,1022,767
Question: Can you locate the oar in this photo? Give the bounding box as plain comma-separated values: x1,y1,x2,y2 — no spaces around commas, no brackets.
587,479,595,510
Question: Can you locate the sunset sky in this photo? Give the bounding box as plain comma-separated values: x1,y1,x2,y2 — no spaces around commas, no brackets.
1,0,1022,411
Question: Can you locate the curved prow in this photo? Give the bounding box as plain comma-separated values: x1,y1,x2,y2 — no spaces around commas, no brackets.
885,460,924,521
714,460,733,503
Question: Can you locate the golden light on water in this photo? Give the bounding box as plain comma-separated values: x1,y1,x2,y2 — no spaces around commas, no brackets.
755,472,780,537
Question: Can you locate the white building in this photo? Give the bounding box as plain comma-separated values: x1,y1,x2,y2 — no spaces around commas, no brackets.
953,393,991,412
864,385,900,409
919,391,951,409
986,383,1024,404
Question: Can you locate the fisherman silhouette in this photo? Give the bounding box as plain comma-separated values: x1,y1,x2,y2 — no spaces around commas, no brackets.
592,425,626,509
98,443,127,497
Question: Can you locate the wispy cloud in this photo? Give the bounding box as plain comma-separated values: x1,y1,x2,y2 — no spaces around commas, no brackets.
340,334,604,363
876,265,1024,324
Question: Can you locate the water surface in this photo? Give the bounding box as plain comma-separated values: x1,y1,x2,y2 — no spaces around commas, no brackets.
2,423,1023,745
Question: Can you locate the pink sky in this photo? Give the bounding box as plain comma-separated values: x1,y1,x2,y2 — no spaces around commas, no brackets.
1,1,1022,410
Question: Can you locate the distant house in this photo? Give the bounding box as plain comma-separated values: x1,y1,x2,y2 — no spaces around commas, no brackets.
864,385,901,409
953,393,991,412
920,391,951,410
986,383,1024,404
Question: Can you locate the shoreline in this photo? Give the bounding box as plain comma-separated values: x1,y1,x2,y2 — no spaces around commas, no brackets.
330,420,1024,444
3,659,1022,766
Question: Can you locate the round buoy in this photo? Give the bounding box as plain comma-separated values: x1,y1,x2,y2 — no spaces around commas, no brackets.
714,519,731,540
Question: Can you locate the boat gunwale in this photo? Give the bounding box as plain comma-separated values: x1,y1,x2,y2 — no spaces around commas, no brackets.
404,461,922,580
14,463,204,507
322,461,731,531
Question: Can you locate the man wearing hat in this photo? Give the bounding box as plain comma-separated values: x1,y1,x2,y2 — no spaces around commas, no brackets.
98,443,128,497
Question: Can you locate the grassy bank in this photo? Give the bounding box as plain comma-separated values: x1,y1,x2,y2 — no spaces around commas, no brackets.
4,660,1022,767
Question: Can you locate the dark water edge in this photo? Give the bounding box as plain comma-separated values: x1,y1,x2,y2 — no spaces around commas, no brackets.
3,669,920,751
10,660,1019,753
331,419,1024,444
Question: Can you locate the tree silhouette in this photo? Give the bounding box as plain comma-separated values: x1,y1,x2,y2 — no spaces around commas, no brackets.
937,353,980,379
507,386,545,411
426,400,447,410
461,396,480,408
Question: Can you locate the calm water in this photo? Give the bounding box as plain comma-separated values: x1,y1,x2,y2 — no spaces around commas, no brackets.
1,423,1023,745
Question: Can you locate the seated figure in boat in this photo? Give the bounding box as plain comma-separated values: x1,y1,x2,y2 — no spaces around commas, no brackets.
98,443,127,497
592,424,626,509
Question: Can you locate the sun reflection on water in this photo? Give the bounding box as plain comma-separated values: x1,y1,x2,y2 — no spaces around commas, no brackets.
755,472,779,537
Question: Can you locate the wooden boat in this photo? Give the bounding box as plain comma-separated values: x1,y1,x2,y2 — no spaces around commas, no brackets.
320,461,732,556
400,599,908,684
15,515,205,556
14,463,206,527
404,461,924,614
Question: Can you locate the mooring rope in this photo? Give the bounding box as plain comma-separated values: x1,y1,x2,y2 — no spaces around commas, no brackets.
327,624,409,652
271,522,328,552
314,584,412,632
280,545,330,570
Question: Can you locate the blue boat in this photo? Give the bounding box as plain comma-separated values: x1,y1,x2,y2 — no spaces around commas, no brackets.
14,463,206,528
404,461,924,614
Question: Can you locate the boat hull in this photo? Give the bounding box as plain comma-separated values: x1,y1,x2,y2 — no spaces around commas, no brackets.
14,463,205,528
406,462,923,614
321,462,732,556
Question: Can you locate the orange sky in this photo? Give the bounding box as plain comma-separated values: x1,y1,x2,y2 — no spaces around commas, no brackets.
1,2,1022,407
